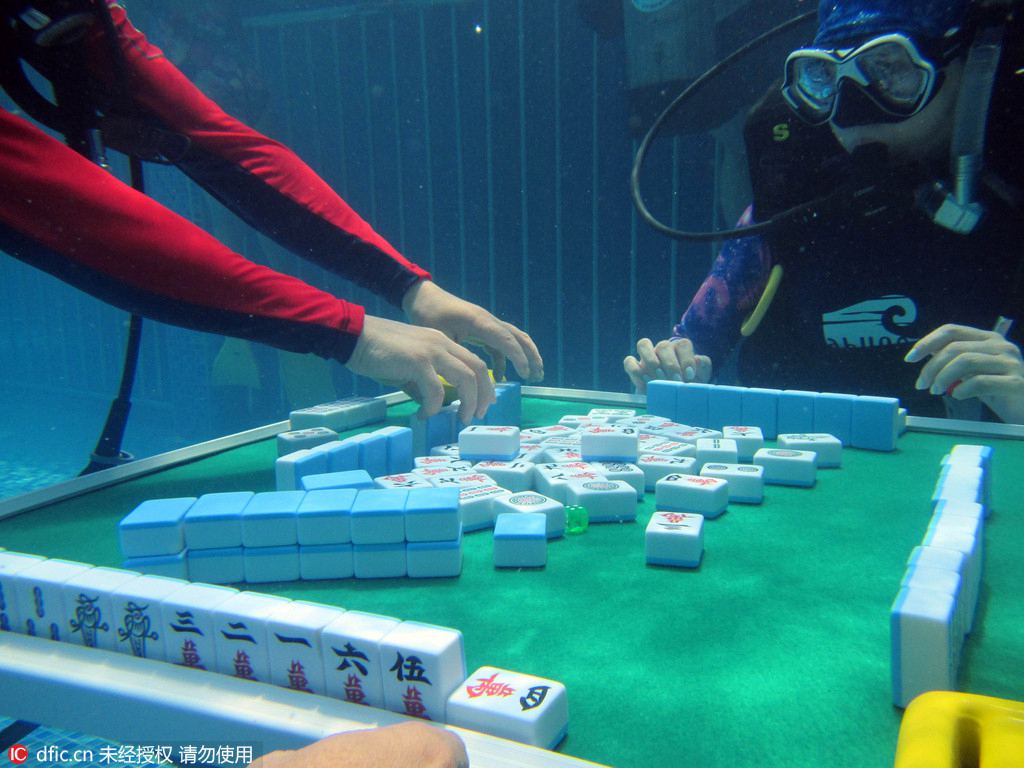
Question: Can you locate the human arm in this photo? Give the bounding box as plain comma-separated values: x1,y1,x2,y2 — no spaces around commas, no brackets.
0,107,363,362
91,3,430,310
905,322,1024,424
0,108,521,422
624,207,771,392
249,722,468,768
80,6,541,417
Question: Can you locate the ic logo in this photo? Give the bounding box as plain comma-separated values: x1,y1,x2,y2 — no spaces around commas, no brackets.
9,744,28,764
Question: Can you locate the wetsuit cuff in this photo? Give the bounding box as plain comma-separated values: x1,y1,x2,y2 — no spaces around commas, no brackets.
386,270,431,309
331,304,366,364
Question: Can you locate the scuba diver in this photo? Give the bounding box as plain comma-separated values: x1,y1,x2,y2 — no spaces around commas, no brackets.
624,0,1024,423
0,0,543,437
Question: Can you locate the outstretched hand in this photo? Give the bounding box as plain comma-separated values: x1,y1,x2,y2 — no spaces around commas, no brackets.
624,337,713,394
346,314,494,424
906,323,1024,425
402,280,544,384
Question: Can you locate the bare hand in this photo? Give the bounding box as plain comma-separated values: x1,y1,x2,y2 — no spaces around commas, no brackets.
346,314,493,424
623,337,713,394
402,281,544,383
906,323,1024,424
251,722,469,768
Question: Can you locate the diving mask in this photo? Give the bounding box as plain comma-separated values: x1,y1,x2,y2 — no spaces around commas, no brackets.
782,33,943,125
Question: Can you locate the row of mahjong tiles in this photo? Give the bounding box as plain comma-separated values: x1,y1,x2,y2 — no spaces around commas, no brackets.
643,381,902,451
0,551,568,750
891,444,992,709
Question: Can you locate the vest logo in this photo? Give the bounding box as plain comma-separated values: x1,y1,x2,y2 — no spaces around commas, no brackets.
821,295,919,349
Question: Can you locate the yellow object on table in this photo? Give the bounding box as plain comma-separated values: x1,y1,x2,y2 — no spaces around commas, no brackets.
894,691,1024,767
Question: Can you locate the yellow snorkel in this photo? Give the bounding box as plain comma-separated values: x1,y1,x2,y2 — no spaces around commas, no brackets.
739,263,784,337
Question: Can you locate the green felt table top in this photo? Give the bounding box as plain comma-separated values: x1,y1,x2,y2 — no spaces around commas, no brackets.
2,396,1023,768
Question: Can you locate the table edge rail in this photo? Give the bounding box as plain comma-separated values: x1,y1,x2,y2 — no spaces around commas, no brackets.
0,632,608,768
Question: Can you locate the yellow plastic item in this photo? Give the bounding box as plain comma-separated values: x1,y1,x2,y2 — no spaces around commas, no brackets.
894,691,1024,768
440,369,498,405
740,263,784,337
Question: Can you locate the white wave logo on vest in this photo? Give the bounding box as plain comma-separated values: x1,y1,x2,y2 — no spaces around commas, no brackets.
821,295,920,349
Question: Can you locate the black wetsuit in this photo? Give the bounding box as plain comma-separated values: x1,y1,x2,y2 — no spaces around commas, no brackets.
677,23,1024,418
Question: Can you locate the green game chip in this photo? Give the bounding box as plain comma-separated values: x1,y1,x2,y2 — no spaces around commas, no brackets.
565,504,589,535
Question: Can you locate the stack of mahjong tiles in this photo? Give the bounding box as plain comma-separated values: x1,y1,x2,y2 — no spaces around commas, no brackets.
890,444,992,709
645,380,906,451
120,419,456,582
118,486,465,582
0,552,568,749
276,424,414,489
274,395,393,477
287,395,388,433
276,384,520,488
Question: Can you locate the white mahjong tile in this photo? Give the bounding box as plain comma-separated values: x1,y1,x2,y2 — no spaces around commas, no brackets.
109,574,189,660
266,600,344,695
321,610,400,708
446,666,569,749
211,591,292,683
380,621,466,722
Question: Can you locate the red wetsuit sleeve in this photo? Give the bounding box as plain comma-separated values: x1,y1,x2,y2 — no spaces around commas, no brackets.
94,4,431,307
0,107,364,362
